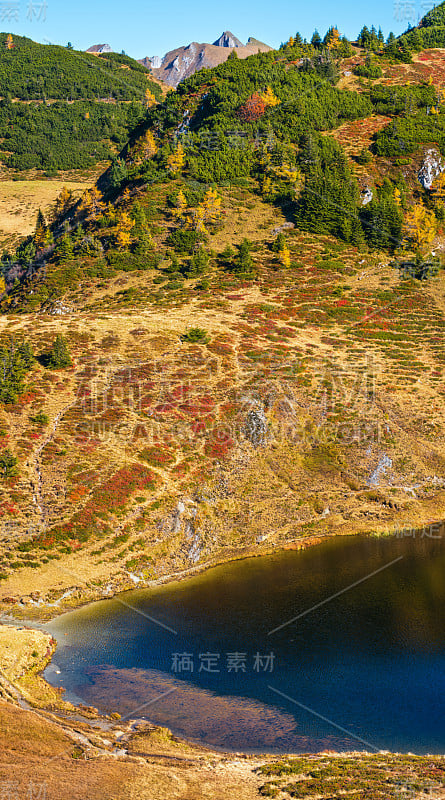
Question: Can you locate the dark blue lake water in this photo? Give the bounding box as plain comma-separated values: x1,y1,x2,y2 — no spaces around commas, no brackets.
45,534,445,753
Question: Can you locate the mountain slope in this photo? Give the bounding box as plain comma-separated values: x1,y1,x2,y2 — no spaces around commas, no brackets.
141,31,271,87
0,33,162,173
1,31,445,613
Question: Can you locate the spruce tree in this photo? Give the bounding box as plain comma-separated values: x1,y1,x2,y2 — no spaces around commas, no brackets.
185,247,209,277
0,449,18,479
56,233,74,263
47,335,72,369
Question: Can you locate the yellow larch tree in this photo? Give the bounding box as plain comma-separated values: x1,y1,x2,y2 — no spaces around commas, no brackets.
191,206,207,235
403,203,438,249
79,187,105,218
200,188,221,225
166,142,185,175
141,131,157,159
53,186,75,220
188,188,222,233
261,87,280,108
115,211,135,250
132,131,157,165
173,189,188,220
34,224,47,250
144,88,156,107
279,242,291,269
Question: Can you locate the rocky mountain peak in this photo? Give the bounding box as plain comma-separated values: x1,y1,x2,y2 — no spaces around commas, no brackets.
212,31,244,48
86,43,113,54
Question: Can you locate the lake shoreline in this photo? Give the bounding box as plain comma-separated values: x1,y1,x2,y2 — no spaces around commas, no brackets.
3,483,445,625
0,528,444,760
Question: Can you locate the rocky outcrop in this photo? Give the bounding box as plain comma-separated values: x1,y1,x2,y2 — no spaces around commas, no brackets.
86,43,113,54
244,407,268,447
146,55,162,69
360,186,373,206
418,147,445,189
212,31,243,48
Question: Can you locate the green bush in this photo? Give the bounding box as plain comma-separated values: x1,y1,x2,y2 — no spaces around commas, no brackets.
30,412,49,426
45,335,72,369
0,449,18,479
166,229,204,254
181,327,210,343
0,339,34,403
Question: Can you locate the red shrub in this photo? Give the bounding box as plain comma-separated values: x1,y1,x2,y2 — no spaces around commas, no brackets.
238,92,266,121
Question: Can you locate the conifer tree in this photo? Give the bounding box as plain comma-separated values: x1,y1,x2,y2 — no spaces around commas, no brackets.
34,209,47,249
47,335,72,369
0,449,18,478
56,233,74,263
110,158,128,189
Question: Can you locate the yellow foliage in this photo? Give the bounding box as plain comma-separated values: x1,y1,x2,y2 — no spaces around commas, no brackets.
191,206,207,235
167,143,185,175
117,211,135,233
393,187,402,207
261,175,272,195
0,275,5,294
6,34,13,50
54,186,74,220
201,188,221,224
114,211,135,249
34,225,46,249
403,203,437,249
287,36,295,47
144,88,156,107
279,244,291,269
325,27,341,48
431,170,445,202
261,87,280,108
173,189,188,219
271,163,301,184
188,188,222,233
133,130,157,164
79,187,105,218
115,230,132,250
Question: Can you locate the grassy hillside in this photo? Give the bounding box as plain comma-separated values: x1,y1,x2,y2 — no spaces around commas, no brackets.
0,33,163,173
0,19,445,624
0,19,445,800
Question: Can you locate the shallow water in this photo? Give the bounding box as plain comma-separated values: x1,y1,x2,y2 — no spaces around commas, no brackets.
45,534,445,753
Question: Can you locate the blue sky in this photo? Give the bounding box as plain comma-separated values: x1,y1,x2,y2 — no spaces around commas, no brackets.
5,0,432,58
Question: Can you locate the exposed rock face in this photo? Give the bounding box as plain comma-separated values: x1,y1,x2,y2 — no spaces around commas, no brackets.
418,148,445,189
213,31,243,48
147,55,162,69
360,186,373,206
139,32,271,88
86,44,113,54
368,455,393,487
244,407,268,447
